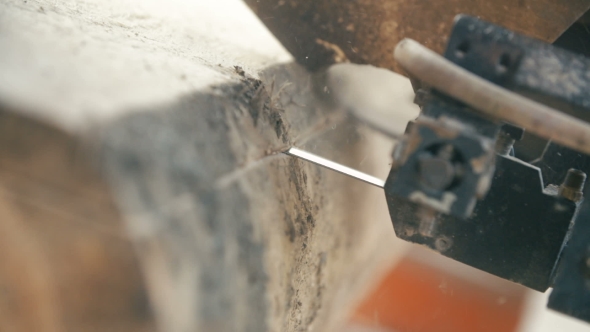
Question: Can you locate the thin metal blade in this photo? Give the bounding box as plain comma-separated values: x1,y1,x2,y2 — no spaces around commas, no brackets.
285,147,385,189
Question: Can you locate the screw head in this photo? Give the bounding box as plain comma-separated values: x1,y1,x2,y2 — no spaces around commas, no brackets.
418,156,455,191
417,144,460,191
435,236,453,252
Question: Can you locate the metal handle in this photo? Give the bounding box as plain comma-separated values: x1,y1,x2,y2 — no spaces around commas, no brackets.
394,38,590,156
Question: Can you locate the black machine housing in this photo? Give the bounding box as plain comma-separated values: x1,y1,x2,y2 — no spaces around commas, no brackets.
385,15,590,322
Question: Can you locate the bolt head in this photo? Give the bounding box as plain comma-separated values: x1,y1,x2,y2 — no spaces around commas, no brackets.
435,236,453,252
418,154,455,191
559,168,587,202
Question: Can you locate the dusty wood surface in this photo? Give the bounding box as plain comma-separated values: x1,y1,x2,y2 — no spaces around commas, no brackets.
0,0,291,131
100,62,401,332
0,0,407,331
245,0,590,72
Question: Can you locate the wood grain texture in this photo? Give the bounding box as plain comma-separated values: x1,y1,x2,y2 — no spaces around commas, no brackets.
0,196,62,332
0,109,156,332
0,0,404,331
100,64,400,332
245,0,590,72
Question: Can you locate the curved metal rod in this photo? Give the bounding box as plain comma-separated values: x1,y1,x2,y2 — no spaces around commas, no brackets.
394,38,590,155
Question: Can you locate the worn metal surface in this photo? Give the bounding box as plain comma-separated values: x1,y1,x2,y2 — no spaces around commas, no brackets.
383,15,590,292
535,143,590,186
446,15,590,123
244,0,590,72
395,23,590,157
385,112,497,218
558,169,587,202
548,191,590,322
444,15,590,188
387,155,577,291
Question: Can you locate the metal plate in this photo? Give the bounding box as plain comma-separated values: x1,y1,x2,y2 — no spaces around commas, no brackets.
386,155,577,291
548,194,590,322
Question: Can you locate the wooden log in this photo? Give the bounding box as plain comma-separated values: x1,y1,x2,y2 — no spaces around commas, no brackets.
0,0,409,331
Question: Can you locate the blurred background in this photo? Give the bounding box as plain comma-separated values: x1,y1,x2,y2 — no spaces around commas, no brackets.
345,246,590,332
2,0,590,331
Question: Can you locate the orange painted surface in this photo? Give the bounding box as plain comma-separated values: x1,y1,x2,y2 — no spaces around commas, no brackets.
352,257,526,332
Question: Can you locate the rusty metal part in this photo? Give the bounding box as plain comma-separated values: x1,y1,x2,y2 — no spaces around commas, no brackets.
558,168,587,202
394,38,590,156
244,0,590,72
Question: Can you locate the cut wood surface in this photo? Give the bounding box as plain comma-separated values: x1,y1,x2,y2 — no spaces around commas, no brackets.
0,0,412,331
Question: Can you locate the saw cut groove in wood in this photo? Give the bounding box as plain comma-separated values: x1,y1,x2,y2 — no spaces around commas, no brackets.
100,64,399,332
